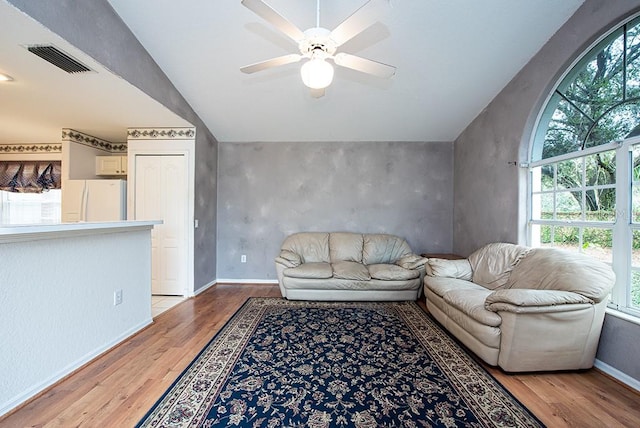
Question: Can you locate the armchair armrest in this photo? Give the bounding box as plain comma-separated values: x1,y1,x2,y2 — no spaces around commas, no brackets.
485,289,593,313
425,258,472,280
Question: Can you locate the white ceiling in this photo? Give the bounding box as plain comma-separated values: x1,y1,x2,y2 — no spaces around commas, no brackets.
106,0,585,143
0,0,191,145
0,0,585,146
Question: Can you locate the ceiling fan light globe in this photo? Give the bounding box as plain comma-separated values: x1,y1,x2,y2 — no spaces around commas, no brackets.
300,59,334,89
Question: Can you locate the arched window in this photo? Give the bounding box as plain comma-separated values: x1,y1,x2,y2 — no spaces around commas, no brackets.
530,15,640,317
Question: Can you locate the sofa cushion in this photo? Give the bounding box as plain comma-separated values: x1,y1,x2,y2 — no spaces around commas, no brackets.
362,234,413,265
330,233,364,263
368,264,419,281
332,261,371,281
468,243,531,290
443,289,502,327
426,258,472,280
506,248,615,302
281,232,330,263
284,262,333,279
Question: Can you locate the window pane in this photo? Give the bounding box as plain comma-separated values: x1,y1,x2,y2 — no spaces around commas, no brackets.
630,271,640,310
585,103,640,146
532,165,554,191
0,190,61,224
626,19,640,100
583,227,613,263
564,32,625,116
553,226,581,251
631,229,640,309
532,193,554,220
556,191,582,220
586,151,616,186
543,100,592,159
633,186,640,223
557,158,582,190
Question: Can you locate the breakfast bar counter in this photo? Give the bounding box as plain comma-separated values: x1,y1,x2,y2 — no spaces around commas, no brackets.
0,220,160,416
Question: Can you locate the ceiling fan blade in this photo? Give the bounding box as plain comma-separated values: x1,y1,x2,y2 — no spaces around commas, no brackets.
329,0,388,47
241,0,306,42
240,54,302,74
333,53,396,78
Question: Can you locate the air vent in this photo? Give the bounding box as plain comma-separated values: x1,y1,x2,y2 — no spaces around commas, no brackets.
26,45,92,74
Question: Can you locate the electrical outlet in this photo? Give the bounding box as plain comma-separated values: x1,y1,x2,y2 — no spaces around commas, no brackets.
241,254,247,263
114,289,123,306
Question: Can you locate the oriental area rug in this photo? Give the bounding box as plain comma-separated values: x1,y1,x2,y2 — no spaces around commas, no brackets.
137,298,544,427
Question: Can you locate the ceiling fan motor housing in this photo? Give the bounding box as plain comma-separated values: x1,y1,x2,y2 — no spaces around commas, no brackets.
299,27,336,58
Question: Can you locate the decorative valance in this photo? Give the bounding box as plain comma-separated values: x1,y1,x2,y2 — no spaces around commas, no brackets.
0,161,61,193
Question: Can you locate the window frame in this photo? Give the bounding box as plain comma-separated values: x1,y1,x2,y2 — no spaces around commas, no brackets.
528,12,640,320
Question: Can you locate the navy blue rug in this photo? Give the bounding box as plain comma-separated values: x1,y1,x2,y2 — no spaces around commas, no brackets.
137,298,543,427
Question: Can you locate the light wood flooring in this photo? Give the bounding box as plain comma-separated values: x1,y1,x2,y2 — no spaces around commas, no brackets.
1,283,639,427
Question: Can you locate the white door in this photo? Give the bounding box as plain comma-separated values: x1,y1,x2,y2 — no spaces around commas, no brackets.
134,155,188,295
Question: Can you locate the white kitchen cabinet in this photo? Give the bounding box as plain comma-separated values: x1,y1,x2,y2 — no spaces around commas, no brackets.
96,155,127,176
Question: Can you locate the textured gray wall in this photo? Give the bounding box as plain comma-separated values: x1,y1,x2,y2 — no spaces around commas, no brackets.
453,0,640,256
217,141,453,280
8,0,218,290
453,0,640,385
598,315,640,381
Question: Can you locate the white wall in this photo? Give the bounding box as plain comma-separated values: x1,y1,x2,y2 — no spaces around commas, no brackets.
0,225,153,415
63,140,109,180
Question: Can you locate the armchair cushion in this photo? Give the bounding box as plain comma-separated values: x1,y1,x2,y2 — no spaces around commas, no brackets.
468,243,531,290
443,289,502,327
506,248,615,302
485,289,593,312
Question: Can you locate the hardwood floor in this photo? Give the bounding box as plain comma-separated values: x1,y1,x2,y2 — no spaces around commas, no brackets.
1,283,639,427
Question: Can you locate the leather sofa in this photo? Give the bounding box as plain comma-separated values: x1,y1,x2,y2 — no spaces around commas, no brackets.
423,242,615,372
275,232,428,301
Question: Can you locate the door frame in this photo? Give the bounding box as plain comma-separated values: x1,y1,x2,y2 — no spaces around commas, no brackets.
127,136,195,297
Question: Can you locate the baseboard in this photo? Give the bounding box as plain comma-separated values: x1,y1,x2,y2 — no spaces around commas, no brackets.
594,359,640,392
215,279,279,284
0,318,152,417
194,279,217,296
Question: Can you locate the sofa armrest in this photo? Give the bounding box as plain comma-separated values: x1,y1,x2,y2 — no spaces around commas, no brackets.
485,289,593,313
274,249,302,268
395,253,429,270
425,258,472,280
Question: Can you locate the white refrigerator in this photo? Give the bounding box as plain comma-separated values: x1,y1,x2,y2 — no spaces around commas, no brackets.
62,179,127,222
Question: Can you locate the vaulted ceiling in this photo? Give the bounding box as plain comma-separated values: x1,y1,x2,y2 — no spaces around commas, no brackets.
0,0,190,145
0,0,585,145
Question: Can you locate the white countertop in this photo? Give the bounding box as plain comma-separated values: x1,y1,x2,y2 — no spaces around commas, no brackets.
0,220,162,243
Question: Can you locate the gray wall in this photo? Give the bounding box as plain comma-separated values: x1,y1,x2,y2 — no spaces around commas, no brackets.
217,141,453,280
453,0,640,385
8,0,218,290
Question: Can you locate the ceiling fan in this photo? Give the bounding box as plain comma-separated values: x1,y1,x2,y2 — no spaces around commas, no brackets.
240,0,396,97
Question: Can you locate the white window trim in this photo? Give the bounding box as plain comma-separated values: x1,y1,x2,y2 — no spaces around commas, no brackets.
528,135,640,320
